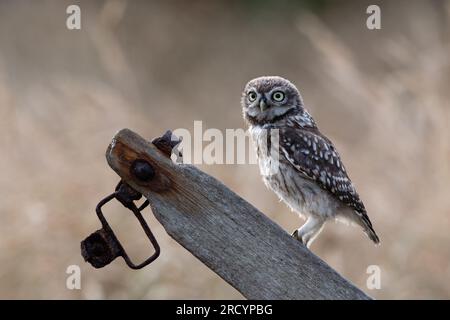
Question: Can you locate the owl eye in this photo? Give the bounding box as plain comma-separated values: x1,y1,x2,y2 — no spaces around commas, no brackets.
248,91,257,102
272,91,285,102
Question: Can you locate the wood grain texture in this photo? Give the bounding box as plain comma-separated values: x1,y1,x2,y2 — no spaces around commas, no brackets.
106,128,371,300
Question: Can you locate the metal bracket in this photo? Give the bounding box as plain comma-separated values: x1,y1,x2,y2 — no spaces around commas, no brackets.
81,180,160,269
81,130,181,269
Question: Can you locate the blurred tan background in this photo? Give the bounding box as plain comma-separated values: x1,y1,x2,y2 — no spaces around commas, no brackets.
0,0,449,299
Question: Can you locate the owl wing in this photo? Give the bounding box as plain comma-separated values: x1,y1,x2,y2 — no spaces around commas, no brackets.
278,127,373,225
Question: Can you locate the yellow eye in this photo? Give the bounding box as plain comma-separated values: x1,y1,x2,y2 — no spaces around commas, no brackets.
272,91,285,102
248,91,257,102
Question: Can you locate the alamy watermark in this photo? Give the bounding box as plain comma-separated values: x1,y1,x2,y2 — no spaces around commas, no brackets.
66,264,81,290
366,5,381,30
366,265,381,290
66,5,81,30
171,121,280,175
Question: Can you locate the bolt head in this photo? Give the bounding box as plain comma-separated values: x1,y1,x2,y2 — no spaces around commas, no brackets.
131,159,155,182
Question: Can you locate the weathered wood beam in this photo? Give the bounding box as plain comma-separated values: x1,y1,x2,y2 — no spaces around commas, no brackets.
105,128,371,300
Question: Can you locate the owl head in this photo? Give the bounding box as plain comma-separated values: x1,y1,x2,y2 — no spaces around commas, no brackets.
241,76,304,126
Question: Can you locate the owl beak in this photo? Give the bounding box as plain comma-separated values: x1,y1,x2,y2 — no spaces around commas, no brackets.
259,98,268,112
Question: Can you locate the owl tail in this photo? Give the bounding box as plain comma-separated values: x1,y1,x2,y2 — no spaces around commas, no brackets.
365,225,380,245
359,213,380,245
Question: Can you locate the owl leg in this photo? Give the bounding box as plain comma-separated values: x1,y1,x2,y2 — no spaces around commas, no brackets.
292,216,326,248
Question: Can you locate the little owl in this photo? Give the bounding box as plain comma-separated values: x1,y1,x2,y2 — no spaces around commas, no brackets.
242,76,379,248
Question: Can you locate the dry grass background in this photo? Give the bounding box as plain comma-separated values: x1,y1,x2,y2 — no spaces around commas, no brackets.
0,0,449,299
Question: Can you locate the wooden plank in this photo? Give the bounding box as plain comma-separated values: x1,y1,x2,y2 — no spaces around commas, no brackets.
106,128,371,300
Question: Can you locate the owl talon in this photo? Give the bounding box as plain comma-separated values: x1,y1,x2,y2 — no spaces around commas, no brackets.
291,229,304,245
